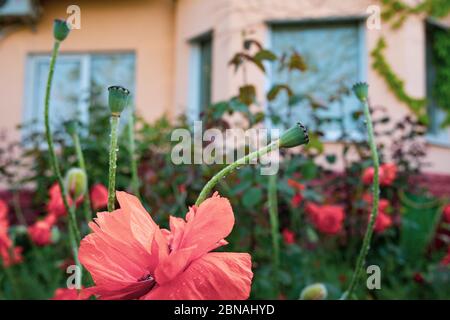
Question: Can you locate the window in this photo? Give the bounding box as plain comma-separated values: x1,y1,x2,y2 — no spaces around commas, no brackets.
426,22,450,145
24,52,135,136
188,33,212,121
270,20,365,140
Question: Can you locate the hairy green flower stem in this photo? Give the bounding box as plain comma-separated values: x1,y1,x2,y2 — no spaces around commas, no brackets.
71,131,92,222
107,114,120,212
268,173,280,296
44,40,82,273
195,141,279,206
342,97,380,300
128,113,140,199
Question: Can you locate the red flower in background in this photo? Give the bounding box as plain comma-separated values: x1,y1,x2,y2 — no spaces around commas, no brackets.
288,179,305,208
363,194,393,234
443,205,450,223
362,163,398,186
306,202,345,235
79,192,253,300
287,179,304,192
47,183,73,218
90,184,108,211
28,221,52,246
441,248,450,266
51,288,83,300
290,194,303,208
373,212,393,233
282,229,295,244
380,163,397,186
0,199,23,267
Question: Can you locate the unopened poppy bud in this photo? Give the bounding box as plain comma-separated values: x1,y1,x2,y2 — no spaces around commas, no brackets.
108,86,130,116
279,122,309,148
64,120,78,136
64,168,87,200
299,283,327,300
352,82,369,102
53,19,70,42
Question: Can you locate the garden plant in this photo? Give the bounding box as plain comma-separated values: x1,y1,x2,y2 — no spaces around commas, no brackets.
0,17,449,301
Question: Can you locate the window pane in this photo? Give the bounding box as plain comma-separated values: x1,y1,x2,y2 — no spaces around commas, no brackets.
199,38,212,112
30,57,82,133
90,53,136,108
426,24,448,143
271,22,362,140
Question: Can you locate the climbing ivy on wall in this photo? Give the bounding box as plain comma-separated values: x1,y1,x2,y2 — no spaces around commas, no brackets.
372,0,450,126
371,37,427,124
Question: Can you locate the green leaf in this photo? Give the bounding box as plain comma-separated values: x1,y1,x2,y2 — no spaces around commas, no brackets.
242,188,263,209
254,49,277,62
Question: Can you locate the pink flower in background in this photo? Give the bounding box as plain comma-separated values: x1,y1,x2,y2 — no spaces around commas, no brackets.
0,199,23,267
373,211,393,233
290,193,303,208
362,163,398,186
28,221,53,246
440,248,450,266
306,202,345,235
47,183,73,218
79,192,253,300
362,167,375,185
380,163,397,186
363,194,393,234
442,205,450,223
90,183,108,211
282,229,295,244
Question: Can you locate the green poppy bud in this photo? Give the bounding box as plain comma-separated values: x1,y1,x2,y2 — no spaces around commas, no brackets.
352,82,369,102
53,19,71,42
299,283,327,300
64,168,87,200
108,86,130,116
279,122,309,148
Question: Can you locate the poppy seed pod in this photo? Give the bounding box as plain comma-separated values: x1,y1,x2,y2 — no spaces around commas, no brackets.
64,168,87,200
299,283,327,300
352,82,369,102
108,86,130,116
279,122,309,148
53,19,70,42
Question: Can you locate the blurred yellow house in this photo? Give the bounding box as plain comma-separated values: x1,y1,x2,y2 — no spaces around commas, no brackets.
0,0,449,177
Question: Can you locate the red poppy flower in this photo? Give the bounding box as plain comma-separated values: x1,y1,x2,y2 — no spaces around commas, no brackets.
306,202,345,235
0,200,23,267
380,163,397,186
362,163,397,186
28,221,53,246
441,248,450,266
287,179,305,192
373,211,393,233
90,184,108,211
282,229,295,244
443,205,450,223
290,193,303,208
47,183,73,218
413,272,425,284
79,191,253,300
51,288,83,300
363,194,392,233
0,199,9,234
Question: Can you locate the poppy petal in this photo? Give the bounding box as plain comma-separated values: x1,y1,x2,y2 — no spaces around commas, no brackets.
145,252,252,300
